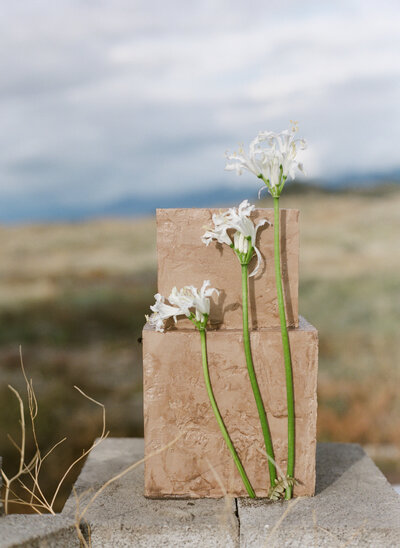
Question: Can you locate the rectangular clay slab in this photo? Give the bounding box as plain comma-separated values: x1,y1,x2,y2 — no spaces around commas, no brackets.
143,317,318,498
157,207,299,329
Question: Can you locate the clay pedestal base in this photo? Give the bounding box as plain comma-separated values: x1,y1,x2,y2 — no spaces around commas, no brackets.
143,317,318,498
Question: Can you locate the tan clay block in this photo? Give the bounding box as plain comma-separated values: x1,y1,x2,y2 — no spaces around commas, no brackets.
156,208,299,329
143,317,318,498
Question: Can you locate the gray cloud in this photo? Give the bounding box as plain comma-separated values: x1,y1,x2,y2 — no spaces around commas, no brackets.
1,0,400,218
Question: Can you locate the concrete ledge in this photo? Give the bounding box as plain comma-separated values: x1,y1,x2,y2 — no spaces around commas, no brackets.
238,442,400,547
0,514,78,548
63,439,400,547
2,440,399,546
62,438,239,547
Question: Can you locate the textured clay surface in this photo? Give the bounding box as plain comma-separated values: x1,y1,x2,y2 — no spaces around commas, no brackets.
156,208,299,329
143,317,318,498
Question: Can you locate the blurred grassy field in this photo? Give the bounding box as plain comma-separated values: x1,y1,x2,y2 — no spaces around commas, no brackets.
0,187,399,511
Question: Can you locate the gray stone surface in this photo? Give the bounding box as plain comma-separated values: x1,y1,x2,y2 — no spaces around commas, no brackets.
238,442,400,547
3,440,398,547
63,438,239,547
0,514,78,548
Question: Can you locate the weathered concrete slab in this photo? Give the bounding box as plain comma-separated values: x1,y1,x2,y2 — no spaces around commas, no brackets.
63,438,239,547
0,455,78,547
0,514,78,548
5,440,394,547
143,317,318,498
238,442,400,547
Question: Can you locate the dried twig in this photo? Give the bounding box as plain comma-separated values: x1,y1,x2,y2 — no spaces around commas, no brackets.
77,433,182,523
72,433,183,547
1,348,109,515
2,385,28,513
49,386,109,509
205,457,237,531
263,497,301,546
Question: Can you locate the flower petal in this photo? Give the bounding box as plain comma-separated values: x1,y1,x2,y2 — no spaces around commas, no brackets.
249,244,263,278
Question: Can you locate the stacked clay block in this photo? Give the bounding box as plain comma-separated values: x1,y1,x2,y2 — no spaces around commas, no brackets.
156,208,299,329
143,208,318,497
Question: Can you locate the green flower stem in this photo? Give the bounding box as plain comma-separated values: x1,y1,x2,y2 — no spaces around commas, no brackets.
241,263,277,487
199,328,256,498
273,196,295,500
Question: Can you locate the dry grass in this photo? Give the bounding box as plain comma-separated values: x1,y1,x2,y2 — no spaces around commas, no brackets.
0,217,156,307
1,349,109,515
278,189,400,280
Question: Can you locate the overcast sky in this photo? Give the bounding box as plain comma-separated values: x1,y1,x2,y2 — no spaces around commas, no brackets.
1,0,400,218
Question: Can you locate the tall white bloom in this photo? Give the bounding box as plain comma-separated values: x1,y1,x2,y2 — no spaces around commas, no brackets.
146,281,219,331
225,123,306,197
202,200,268,277
257,125,306,184
225,136,263,178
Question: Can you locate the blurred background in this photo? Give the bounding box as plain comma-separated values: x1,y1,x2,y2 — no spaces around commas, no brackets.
1,0,399,511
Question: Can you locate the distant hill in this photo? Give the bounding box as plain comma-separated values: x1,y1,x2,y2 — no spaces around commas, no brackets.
1,173,399,223
97,186,259,217
1,186,260,223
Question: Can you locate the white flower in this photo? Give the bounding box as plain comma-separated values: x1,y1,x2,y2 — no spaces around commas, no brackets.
225,136,263,178
257,125,306,183
202,200,268,277
202,210,232,248
146,281,219,331
225,123,306,197
169,280,219,323
259,153,282,193
145,293,183,332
